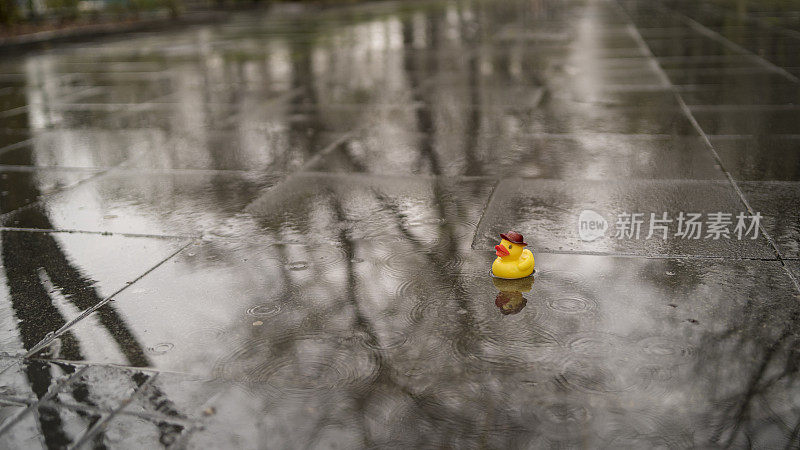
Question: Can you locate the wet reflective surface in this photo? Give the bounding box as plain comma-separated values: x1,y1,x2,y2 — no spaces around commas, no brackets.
1,0,800,447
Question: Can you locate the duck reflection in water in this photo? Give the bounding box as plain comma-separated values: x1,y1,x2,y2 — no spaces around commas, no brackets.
492,276,534,315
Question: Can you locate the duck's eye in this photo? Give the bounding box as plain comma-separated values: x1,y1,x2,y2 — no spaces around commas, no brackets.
508,244,513,249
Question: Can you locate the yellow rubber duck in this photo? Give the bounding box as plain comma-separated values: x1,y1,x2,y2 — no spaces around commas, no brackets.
491,231,534,279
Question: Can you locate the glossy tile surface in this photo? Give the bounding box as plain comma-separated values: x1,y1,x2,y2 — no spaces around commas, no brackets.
32,246,800,447
474,179,773,257
2,171,279,237
0,231,187,355
710,136,800,181
1,0,799,447
739,182,800,258
310,132,726,179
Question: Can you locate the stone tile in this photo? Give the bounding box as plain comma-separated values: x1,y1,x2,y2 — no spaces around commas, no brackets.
420,79,546,107
203,102,695,136
0,358,80,402
0,410,45,449
553,89,678,108
122,372,224,422
244,173,496,245
658,55,769,70
58,77,174,103
644,37,735,58
0,131,30,151
523,101,695,135
98,414,185,448
0,168,102,215
79,248,798,448
692,109,800,135
679,83,800,105
2,171,279,237
20,403,102,448
474,179,774,258
2,127,343,171
0,398,29,429
0,231,188,354
124,130,343,171
55,365,153,410
788,261,800,282
0,110,31,129
0,0,798,447
666,70,791,86
0,88,28,113
739,182,800,258
0,129,151,169
710,136,800,181
309,132,725,179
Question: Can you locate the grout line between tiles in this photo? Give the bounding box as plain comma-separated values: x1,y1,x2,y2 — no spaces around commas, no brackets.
0,227,196,240
532,249,780,261
0,138,33,156
619,0,800,293
650,1,800,83
470,179,502,250
0,167,116,224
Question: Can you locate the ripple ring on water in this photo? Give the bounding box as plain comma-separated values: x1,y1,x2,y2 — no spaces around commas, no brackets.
546,296,597,314
245,303,283,318
146,342,174,355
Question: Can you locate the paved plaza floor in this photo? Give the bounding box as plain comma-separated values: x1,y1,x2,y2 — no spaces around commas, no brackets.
1,0,799,447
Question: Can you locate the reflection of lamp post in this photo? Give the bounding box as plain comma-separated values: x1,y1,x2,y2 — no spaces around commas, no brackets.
492,276,534,315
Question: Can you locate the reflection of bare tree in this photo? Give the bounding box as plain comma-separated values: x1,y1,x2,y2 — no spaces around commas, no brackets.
0,132,190,447
697,292,800,447
401,13,440,173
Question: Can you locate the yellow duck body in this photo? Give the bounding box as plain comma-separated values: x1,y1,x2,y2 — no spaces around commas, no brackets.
491,238,534,279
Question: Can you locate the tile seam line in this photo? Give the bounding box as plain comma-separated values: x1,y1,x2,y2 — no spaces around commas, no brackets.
531,250,779,261
0,155,130,223
0,144,164,223
0,138,33,156
650,0,799,83
0,365,90,437
686,0,800,42
469,178,502,250
25,240,194,357
0,227,195,240
618,0,800,293
67,372,160,450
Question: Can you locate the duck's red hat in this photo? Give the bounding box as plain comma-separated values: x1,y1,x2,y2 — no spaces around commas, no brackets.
500,231,527,246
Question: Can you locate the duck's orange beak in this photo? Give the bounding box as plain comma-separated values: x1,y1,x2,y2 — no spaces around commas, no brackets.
495,244,509,257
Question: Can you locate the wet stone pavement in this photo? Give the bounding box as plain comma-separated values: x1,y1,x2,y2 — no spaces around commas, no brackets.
1,0,800,447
